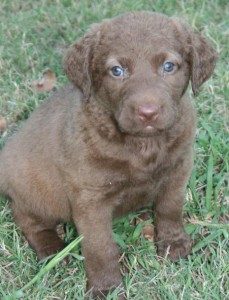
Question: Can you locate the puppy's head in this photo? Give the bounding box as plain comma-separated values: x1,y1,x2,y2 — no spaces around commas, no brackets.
63,12,217,136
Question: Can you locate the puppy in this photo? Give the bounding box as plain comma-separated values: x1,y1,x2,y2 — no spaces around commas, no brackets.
0,12,217,298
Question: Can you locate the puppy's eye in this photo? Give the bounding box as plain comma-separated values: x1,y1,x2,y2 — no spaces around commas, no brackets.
163,62,175,73
111,66,124,77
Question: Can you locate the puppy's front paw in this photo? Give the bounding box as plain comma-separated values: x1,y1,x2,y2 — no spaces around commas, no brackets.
157,234,191,261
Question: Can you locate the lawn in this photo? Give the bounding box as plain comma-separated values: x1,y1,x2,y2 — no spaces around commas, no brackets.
0,0,228,299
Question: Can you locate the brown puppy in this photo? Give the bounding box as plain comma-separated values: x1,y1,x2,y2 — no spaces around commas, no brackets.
0,12,217,298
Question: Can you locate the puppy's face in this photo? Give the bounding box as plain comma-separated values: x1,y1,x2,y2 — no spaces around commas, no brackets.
63,12,217,136
91,19,190,136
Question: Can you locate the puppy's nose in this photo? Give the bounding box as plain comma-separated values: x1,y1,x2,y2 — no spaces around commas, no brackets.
137,104,159,122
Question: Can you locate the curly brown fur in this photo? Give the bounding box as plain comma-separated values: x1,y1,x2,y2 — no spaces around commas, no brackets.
0,12,217,298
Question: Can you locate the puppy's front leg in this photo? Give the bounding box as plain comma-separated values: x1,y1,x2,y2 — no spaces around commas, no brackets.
154,159,193,261
154,196,191,261
72,194,123,299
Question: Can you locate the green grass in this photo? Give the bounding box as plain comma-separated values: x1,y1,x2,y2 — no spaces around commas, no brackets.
0,0,228,299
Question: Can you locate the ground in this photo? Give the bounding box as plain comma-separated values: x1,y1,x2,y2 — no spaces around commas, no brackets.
0,1,228,299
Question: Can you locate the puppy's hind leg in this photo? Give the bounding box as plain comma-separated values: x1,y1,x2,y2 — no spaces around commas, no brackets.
11,203,65,260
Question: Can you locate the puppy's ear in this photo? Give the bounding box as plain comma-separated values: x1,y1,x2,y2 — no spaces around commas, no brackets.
63,23,102,100
189,32,218,96
173,19,218,96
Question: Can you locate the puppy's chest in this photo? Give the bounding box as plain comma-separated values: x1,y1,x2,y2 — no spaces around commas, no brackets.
105,146,171,200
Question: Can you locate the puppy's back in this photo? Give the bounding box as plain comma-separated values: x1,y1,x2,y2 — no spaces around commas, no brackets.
0,84,82,198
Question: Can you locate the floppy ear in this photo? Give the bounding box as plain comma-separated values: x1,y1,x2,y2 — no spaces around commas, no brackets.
172,18,218,96
62,23,102,100
189,32,218,96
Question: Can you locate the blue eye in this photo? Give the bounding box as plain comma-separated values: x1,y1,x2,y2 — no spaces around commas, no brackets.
163,62,175,73
111,66,124,77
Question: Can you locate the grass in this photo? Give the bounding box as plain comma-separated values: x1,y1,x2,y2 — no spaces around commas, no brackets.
0,0,228,299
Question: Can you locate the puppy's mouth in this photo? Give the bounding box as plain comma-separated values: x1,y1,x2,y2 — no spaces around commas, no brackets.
118,123,161,137
139,124,158,135
143,125,156,132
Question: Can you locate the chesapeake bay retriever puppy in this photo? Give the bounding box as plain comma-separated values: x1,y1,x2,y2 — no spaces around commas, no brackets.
0,12,217,298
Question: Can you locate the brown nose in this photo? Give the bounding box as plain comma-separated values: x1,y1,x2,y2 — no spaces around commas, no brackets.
137,104,159,122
